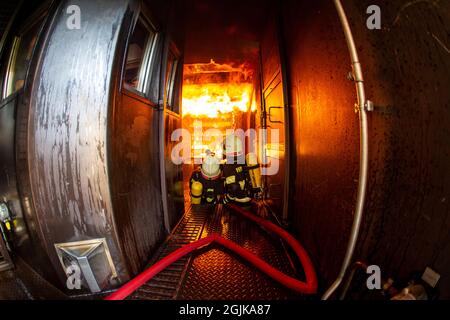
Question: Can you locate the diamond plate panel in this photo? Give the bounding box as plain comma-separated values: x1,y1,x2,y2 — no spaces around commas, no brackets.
177,205,302,300
130,205,210,300
130,204,306,300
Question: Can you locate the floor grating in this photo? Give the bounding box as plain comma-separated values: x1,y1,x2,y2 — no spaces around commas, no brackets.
130,204,305,300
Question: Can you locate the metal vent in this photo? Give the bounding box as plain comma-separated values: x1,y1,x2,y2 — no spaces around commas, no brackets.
55,239,117,293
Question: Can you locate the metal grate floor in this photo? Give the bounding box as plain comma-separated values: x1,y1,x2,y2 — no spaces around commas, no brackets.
0,270,33,300
129,206,209,300
130,204,305,300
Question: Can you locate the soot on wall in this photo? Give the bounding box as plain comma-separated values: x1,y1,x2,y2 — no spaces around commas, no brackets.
281,0,450,298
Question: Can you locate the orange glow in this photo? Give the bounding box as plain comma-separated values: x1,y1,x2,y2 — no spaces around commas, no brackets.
182,83,253,118
182,60,255,118
182,60,257,159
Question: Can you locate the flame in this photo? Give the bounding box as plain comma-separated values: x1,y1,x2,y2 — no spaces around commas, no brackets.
182,60,255,118
182,83,253,118
182,60,257,160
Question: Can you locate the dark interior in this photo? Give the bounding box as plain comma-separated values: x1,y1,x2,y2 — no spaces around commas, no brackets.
0,0,449,300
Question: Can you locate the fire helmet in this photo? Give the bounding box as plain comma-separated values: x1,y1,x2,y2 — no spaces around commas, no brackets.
223,134,244,157
201,154,221,180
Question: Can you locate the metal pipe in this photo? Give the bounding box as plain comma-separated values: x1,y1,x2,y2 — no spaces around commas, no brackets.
339,261,368,300
322,0,370,300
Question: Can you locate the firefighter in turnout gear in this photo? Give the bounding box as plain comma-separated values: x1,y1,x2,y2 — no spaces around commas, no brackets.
222,134,262,205
190,152,224,205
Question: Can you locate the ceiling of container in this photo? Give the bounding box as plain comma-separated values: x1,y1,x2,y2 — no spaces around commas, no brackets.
182,0,272,64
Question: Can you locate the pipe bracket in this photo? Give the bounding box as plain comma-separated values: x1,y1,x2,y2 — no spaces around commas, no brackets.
355,100,375,113
365,100,375,112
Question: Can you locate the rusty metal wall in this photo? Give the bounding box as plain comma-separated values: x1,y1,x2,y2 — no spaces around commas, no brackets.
281,0,359,293
347,0,450,299
27,0,134,285
109,91,165,276
281,0,450,298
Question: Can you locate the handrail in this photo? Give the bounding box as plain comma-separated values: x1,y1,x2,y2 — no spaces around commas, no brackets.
321,0,370,300
105,203,317,300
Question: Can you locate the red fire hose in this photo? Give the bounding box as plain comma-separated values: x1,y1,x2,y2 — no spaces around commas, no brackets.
105,204,317,300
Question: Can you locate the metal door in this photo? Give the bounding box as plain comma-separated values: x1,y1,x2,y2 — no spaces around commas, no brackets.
263,72,289,221
259,18,290,222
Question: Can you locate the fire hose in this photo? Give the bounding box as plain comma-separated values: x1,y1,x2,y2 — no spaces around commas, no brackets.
105,203,317,300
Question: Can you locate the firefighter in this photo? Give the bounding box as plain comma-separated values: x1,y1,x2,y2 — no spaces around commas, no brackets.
0,202,13,252
189,152,224,205
222,134,262,205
